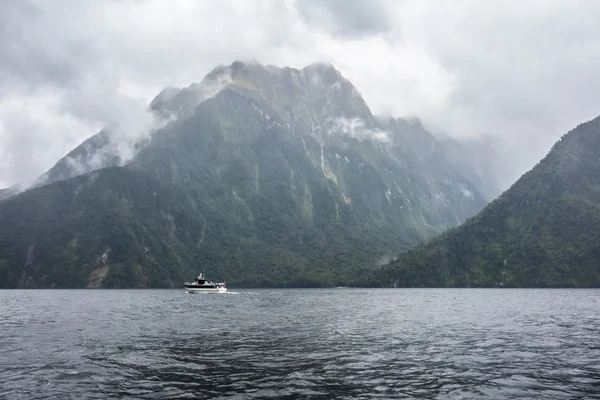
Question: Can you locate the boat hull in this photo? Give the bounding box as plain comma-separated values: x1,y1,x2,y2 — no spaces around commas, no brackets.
185,287,227,294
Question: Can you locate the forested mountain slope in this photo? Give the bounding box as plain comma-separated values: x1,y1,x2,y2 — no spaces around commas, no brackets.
0,61,487,288
378,115,600,288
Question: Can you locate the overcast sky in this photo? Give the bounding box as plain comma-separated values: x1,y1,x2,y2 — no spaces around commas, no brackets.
1,0,600,188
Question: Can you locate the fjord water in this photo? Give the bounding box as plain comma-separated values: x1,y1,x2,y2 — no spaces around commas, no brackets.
1,289,599,399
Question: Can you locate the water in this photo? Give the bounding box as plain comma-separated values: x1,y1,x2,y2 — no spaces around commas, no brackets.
1,289,599,399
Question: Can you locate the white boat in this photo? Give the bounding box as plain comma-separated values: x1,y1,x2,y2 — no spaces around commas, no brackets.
184,272,227,294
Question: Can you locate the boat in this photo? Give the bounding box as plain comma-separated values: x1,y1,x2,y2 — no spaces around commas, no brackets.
184,272,227,294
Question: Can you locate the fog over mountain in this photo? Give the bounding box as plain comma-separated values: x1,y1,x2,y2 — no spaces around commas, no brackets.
377,114,600,288
0,61,492,288
2,0,600,190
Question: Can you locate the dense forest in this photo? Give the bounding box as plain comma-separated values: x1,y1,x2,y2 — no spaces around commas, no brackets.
0,62,490,288
375,115,600,288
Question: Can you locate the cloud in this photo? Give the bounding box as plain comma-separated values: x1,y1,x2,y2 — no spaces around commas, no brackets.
0,91,95,187
295,0,394,38
376,254,398,266
1,0,600,190
0,1,100,90
59,76,161,160
381,0,600,183
328,117,391,143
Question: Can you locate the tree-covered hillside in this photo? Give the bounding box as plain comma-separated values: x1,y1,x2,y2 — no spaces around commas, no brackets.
0,61,488,288
377,115,600,288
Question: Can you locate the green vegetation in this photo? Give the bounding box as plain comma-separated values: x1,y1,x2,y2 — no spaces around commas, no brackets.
376,116,600,288
0,62,488,288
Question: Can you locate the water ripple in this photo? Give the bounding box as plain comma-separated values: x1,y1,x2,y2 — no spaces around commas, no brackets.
1,289,599,399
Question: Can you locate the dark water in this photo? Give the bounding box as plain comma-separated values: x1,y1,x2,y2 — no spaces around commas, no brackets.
1,289,599,399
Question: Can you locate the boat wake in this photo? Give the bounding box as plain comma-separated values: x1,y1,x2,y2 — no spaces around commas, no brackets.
186,291,239,295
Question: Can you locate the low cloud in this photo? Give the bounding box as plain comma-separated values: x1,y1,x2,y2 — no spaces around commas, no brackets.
152,66,234,118
0,91,96,188
0,79,160,190
328,117,391,143
376,254,398,266
60,77,161,167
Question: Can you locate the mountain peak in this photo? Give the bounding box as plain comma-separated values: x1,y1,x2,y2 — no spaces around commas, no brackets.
303,61,340,75
148,60,372,122
0,56,495,288
149,86,181,111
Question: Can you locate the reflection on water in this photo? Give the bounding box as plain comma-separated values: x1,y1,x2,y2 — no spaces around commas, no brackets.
1,289,599,399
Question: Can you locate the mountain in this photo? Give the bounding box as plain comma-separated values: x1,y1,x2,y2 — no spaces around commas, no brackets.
0,61,487,288
438,135,505,201
0,127,152,202
0,186,21,202
377,115,600,288
0,188,9,199
33,130,121,188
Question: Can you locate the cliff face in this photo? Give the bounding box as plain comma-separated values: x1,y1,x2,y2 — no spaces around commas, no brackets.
379,115,600,288
0,61,487,288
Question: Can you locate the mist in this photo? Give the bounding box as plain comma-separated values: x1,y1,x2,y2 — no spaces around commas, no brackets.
2,0,600,190
328,117,391,144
